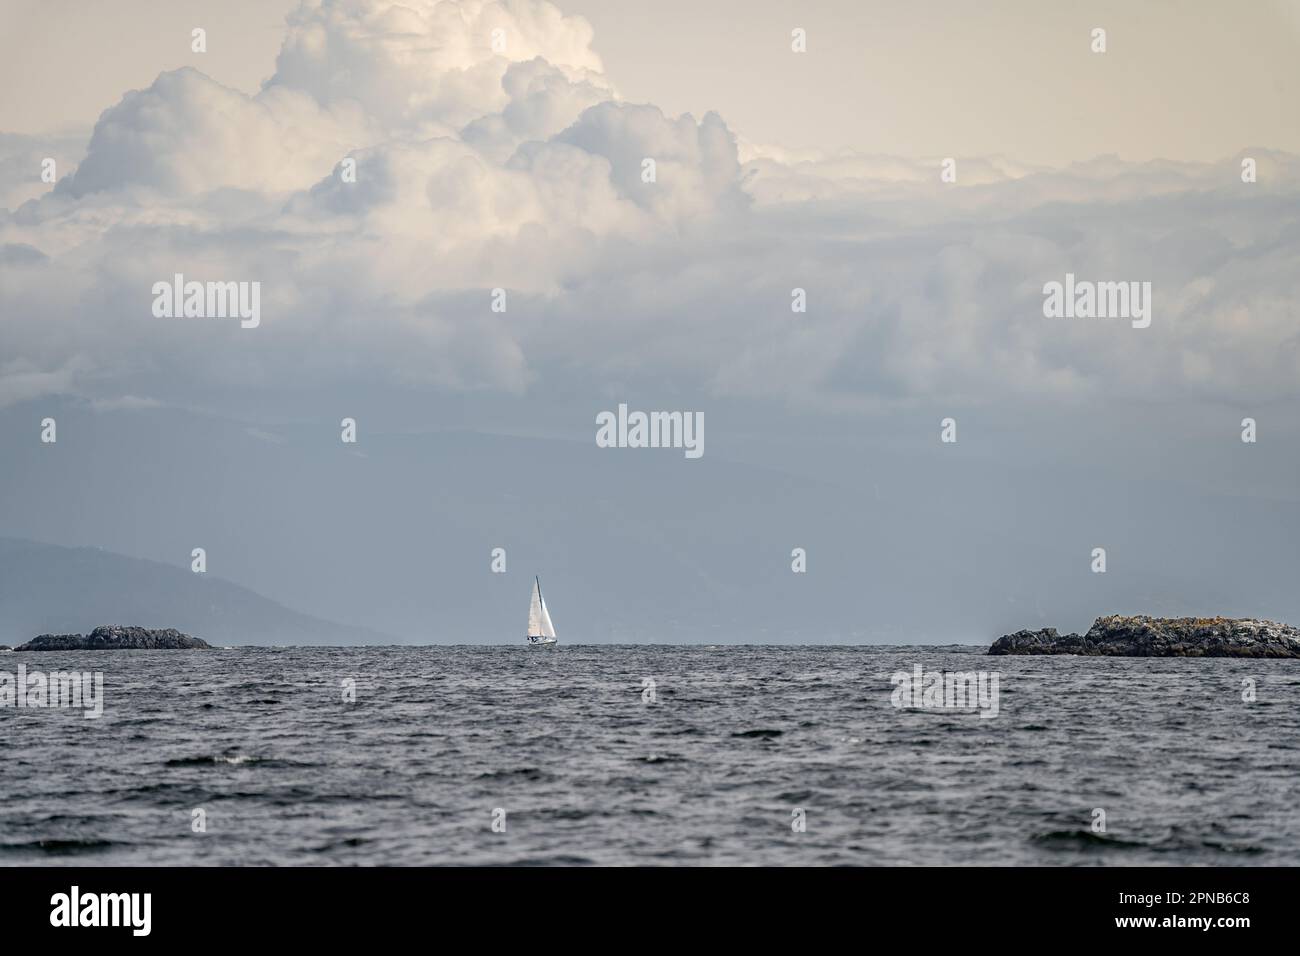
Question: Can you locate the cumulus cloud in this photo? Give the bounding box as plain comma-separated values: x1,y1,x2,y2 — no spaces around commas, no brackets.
59,68,376,198
0,131,85,210
267,0,605,134
1,0,1298,416
545,103,747,220
462,57,615,160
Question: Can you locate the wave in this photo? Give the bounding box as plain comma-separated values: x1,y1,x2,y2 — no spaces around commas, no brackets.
165,754,262,766
0,837,122,855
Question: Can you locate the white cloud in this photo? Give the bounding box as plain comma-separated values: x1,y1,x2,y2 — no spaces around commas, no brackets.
545,102,747,220
59,67,376,198
267,0,605,134
0,131,85,210
1,0,1298,415
462,57,616,161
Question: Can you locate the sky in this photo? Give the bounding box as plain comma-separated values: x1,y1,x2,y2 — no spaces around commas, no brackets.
0,0,1297,642
4,0,1300,164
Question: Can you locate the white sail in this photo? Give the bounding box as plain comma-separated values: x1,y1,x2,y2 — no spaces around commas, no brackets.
539,597,556,639
527,578,544,636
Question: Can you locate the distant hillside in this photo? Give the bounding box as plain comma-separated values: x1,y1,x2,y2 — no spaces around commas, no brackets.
0,538,393,646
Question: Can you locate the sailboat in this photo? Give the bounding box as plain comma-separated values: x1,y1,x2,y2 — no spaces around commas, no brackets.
526,576,558,646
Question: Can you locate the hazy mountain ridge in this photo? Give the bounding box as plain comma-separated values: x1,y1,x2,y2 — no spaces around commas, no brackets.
0,537,393,646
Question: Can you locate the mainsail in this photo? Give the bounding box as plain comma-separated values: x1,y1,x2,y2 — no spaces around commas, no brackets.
527,577,557,639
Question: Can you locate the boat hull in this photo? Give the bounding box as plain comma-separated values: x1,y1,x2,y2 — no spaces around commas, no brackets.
526,637,558,646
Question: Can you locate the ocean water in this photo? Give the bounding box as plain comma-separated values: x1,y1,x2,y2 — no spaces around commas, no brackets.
1,645,1297,866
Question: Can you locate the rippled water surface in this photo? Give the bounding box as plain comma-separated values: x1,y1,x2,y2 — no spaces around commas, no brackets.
2,646,1297,865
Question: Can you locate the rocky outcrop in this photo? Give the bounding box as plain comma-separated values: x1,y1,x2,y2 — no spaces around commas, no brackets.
990,627,1088,655
13,625,212,651
990,615,1300,658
